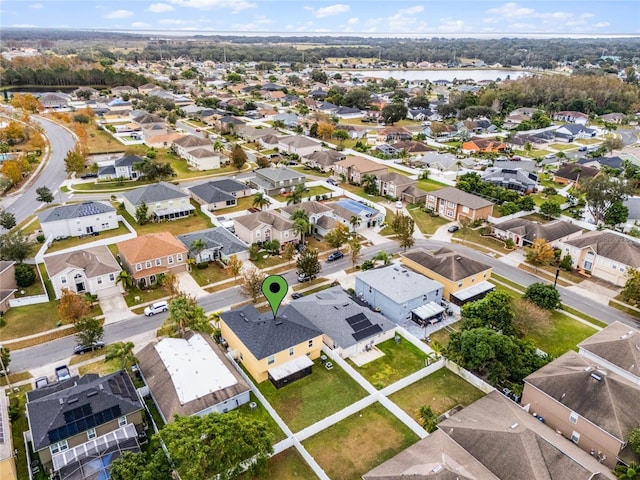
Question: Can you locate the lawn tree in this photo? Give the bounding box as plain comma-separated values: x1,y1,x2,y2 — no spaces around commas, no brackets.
349,215,362,233
74,316,104,349
133,158,176,182
517,195,536,212
231,144,247,170
227,254,244,279
604,201,629,226
0,346,10,374
579,173,632,225
604,136,624,152
36,185,54,203
524,283,561,310
157,411,273,480
419,405,438,433
251,192,271,211
539,200,561,219
109,447,172,480
458,217,473,243
14,263,35,287
0,231,33,262
621,268,640,306
614,463,640,480
0,211,16,230
283,242,297,266
317,122,335,140
105,341,135,370
392,213,415,251
189,239,206,261
249,243,260,261
241,267,266,303
296,248,321,279
135,201,150,225
461,290,516,336
361,173,378,196
381,103,408,124
164,293,210,337
372,250,392,265
286,184,306,205
58,288,92,322
524,238,555,272
324,223,350,252
333,129,350,148
348,238,362,267
116,270,133,289
292,209,310,243
629,427,640,455
64,147,85,173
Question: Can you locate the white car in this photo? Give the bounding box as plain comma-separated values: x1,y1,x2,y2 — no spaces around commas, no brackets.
395,201,403,209
144,300,169,316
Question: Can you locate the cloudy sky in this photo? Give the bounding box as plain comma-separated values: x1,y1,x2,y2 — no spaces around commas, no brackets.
1,0,638,36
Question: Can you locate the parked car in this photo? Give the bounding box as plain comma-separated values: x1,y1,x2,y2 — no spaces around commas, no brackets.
578,146,588,152
55,365,71,382
448,225,459,233
74,341,106,355
291,292,304,299
327,178,338,186
327,251,344,262
544,153,556,160
35,376,49,389
144,300,169,316
297,272,315,283
395,201,403,209
80,173,98,179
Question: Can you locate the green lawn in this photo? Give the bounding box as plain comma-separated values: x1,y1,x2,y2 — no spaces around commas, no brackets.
124,285,172,309
119,201,213,236
241,448,319,480
341,184,381,203
407,207,449,235
549,143,578,151
9,386,47,480
238,392,287,443
302,402,419,480
272,185,333,203
532,193,566,207
527,311,597,357
348,336,429,389
379,208,397,236
13,264,45,297
416,178,448,192
452,229,509,255
46,222,131,253
389,368,485,421
189,263,234,286
291,166,333,178
256,358,368,432
73,179,154,191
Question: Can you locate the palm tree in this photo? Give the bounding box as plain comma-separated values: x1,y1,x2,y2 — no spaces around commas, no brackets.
615,463,640,480
361,173,378,195
349,215,361,233
252,192,271,211
286,184,306,205
189,239,206,261
397,148,410,165
105,341,135,370
373,251,392,265
213,140,224,152
115,271,133,289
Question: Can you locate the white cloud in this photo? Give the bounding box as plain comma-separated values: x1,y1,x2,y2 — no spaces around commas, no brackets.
166,0,256,12
347,17,359,25
147,3,174,13
485,2,602,33
387,6,426,33
159,18,194,24
103,9,133,19
438,18,470,33
231,14,272,30
315,4,350,18
10,23,38,27
131,21,151,28
594,21,610,28
29,3,44,9
487,2,534,18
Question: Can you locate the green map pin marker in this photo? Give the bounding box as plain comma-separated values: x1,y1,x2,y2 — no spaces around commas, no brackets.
262,275,288,319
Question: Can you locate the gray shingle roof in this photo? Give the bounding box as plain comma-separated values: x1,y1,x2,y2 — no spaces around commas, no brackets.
220,305,322,360
565,230,640,267
43,245,121,278
356,265,442,304
254,166,305,182
281,200,333,217
115,155,142,167
177,227,249,256
172,135,211,148
188,179,248,204
578,321,640,379
278,135,321,148
234,210,293,232
122,181,188,206
26,371,142,451
37,201,115,223
429,187,494,210
494,218,582,243
402,248,491,282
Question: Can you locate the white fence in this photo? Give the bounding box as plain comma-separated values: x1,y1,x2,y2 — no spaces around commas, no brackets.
445,359,496,394
9,293,49,307
488,209,533,224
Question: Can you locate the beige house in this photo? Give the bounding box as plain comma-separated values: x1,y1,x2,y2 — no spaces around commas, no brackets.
172,135,223,170
493,218,583,248
426,187,494,222
333,156,387,185
301,150,346,172
277,135,322,157
522,350,639,468
375,171,416,198
0,261,17,314
233,210,295,245
121,182,195,223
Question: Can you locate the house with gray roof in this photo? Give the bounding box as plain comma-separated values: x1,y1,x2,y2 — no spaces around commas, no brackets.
277,135,322,157
26,370,144,477
219,305,323,386
375,171,416,199
249,165,305,195
0,261,17,314
492,218,583,248
37,201,118,240
188,178,252,211
482,167,537,194
98,154,142,180
233,210,295,246
355,265,444,324
290,286,396,357
177,226,249,262
301,149,346,172
281,200,337,237
43,245,122,299
121,181,194,222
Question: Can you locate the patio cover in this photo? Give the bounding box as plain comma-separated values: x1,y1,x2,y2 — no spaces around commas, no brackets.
451,281,495,302
268,355,313,382
412,302,445,320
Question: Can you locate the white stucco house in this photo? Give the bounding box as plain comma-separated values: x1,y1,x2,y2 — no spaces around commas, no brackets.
37,201,118,240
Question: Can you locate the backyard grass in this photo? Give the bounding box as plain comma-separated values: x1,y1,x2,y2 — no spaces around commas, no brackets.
379,208,397,236
189,263,234,286
340,184,381,203
407,207,449,235
237,392,287,443
389,368,485,421
119,201,212,236
13,264,45,297
291,166,332,178
428,327,455,349
549,143,578,151
532,193,566,207
528,311,597,357
256,358,368,432
272,185,333,202
72,179,153,191
45,222,131,253
302,402,419,480
416,177,448,192
251,251,289,270
347,336,429,390
241,448,319,480
213,195,255,214
78,356,132,376
522,212,556,223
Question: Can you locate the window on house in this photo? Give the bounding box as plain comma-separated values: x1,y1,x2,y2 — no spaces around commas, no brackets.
267,355,275,365
109,273,115,282
471,277,475,283
289,347,294,356
483,272,487,278
308,339,313,348
168,256,174,265
97,277,103,285
612,264,617,270
570,431,580,444
145,261,152,268
50,440,69,455
136,264,142,271
177,253,183,262
458,281,463,287
101,223,109,229
155,258,161,266
61,276,67,284
569,412,578,424
118,416,127,427
256,231,261,237
87,428,97,440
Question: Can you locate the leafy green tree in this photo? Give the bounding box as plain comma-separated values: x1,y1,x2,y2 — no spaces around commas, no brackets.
461,290,516,335
540,200,561,219
372,250,392,265
133,158,176,181
252,192,271,211
0,232,33,262
0,346,11,375
283,242,297,265
64,148,85,173
361,173,378,195
296,248,321,279
500,202,520,216
310,69,328,83
524,283,561,310
517,195,535,211
0,211,16,230
109,447,172,480
189,239,206,260
333,129,350,148
164,293,210,337
349,215,362,233
231,144,247,170
391,213,415,251
348,238,362,267
74,316,104,349
614,463,640,480
628,427,640,455
135,201,150,225
580,173,632,224
381,103,408,124
524,238,555,272
227,254,243,279
622,268,640,306
14,263,35,287
36,185,54,203
105,341,135,370
241,267,266,303
419,405,438,433
286,184,306,205
116,270,133,288
604,201,629,226
324,224,350,252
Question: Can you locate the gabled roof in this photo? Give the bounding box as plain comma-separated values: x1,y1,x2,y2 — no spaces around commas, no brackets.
377,171,415,186
494,218,582,243
524,350,640,441
114,155,142,168
302,149,346,164
278,135,321,148
189,178,248,204
132,113,164,124
356,264,442,303
334,156,387,174
172,135,211,148
38,201,115,223
26,371,142,451
564,230,640,267
578,321,640,379
177,227,249,256
254,166,305,182
44,245,120,278
187,147,218,158
118,232,187,264
401,248,491,282
281,200,333,217
122,181,188,206
220,305,322,360
429,187,494,210
553,163,600,182
234,210,293,232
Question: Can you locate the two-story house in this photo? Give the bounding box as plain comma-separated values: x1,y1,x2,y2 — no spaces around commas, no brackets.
172,135,223,171
425,187,494,222
219,304,323,386
188,178,252,211
233,211,295,246
0,261,17,314
122,182,194,223
281,200,335,235
375,171,416,199
117,232,188,288
97,155,142,181
401,248,493,305
37,201,118,240
25,371,144,477
249,166,305,196
333,156,387,185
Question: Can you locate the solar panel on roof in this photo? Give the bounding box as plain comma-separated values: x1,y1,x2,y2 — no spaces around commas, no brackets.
352,324,383,341
345,313,367,327
350,318,372,331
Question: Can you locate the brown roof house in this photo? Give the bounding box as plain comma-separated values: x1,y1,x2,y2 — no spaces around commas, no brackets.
492,218,583,248
375,171,416,199
522,350,640,468
301,149,346,172
553,163,600,187
365,390,616,480
136,332,251,423
0,261,17,315
426,187,494,222
233,210,295,246
401,248,493,305
555,230,640,286
117,232,188,288
333,156,387,185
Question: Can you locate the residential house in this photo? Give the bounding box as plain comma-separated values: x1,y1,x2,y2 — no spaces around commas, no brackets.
38,92,71,109
554,111,589,125
217,116,245,134
377,127,412,144
37,201,118,240
333,156,387,185
577,156,625,171
97,155,142,180
399,185,429,205
552,163,600,187
188,178,252,211
26,371,144,477
301,149,346,172
401,248,494,305
482,167,538,194
355,265,444,325
257,133,282,151
325,199,385,229
414,151,474,172
132,113,167,140
375,171,416,199
364,390,616,480
390,140,431,156
235,125,280,142
136,332,251,423
177,227,250,262
0,395,17,479
43,246,122,299
492,218,583,248
121,182,194,222
522,350,639,468
281,201,335,234
556,230,640,286
277,135,322,157
172,134,223,171
290,286,396,358
138,83,160,94
555,124,597,140
425,187,494,221
111,85,138,97
233,210,295,245
462,137,507,155
219,304,323,386
250,166,305,196
117,232,188,288
600,113,626,125
0,261,17,314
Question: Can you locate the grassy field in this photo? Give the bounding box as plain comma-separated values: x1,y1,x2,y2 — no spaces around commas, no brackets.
46,222,131,253
241,448,319,480
341,184,381,203
528,311,597,356
237,392,287,443
125,285,171,309
416,177,448,192
119,201,212,236
407,207,449,235
452,229,508,255
189,262,234,286
303,402,419,480
389,368,485,421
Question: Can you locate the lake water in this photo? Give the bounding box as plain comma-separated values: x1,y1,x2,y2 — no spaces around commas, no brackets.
329,69,529,82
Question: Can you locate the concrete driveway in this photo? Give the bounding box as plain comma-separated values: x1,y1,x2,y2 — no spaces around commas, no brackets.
176,271,208,298
430,223,456,242
98,287,134,325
